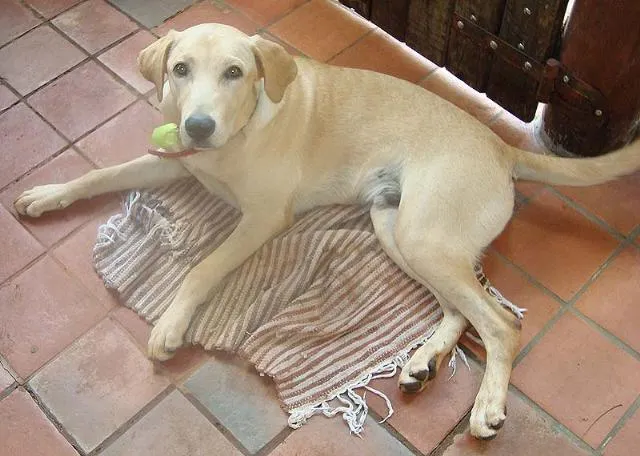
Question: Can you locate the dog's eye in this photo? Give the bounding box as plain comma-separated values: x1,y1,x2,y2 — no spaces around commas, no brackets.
173,63,189,77
224,65,243,80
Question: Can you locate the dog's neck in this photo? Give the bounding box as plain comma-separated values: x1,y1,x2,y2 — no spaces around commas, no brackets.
242,79,282,135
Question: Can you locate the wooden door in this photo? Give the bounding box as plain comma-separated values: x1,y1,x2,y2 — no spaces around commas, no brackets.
339,0,569,121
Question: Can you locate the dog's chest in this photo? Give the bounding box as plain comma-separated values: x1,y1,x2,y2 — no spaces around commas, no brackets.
180,159,239,208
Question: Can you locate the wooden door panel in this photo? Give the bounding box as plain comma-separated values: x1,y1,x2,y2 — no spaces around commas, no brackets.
486,0,569,120
370,0,411,40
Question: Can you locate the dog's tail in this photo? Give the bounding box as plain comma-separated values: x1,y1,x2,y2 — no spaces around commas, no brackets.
508,138,640,186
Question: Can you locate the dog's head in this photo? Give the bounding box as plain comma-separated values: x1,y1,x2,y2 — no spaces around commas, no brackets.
138,24,298,149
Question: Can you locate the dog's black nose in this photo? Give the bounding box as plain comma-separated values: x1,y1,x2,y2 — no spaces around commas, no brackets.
185,114,216,141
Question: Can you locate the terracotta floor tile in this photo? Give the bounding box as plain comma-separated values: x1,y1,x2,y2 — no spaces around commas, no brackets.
0,103,66,189
482,252,560,349
52,217,121,310
29,319,170,453
575,246,640,352
493,189,619,301
0,256,107,378
458,332,486,363
28,61,136,141
0,204,44,285
259,30,304,57
271,415,413,456
98,30,156,94
0,388,78,456
101,390,241,456
512,312,640,448
0,150,117,247
515,181,546,199
110,307,151,346
0,0,41,47
25,0,83,18
154,2,259,36
110,307,210,380
442,390,590,456
366,360,483,455
0,25,85,96
0,364,16,393
184,356,287,453
604,408,640,456
52,0,137,54
0,85,19,112
268,0,373,62
557,172,640,235
421,69,502,123
227,0,308,26
329,28,437,83
488,109,529,147
76,100,162,167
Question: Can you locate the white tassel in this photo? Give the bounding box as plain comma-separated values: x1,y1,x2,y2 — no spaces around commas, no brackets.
487,285,527,319
448,345,470,380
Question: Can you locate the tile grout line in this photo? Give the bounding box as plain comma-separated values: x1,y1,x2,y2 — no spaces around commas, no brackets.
24,383,88,455
485,108,506,126
0,0,90,53
597,395,639,454
255,425,295,456
324,26,377,63
512,306,568,367
568,309,640,361
0,196,122,291
259,0,313,29
0,355,19,401
15,314,111,388
85,385,175,456
1,3,162,192
105,310,210,385
324,25,377,63
547,187,628,242
180,388,255,456
507,384,600,455
501,239,636,367
429,409,473,456
367,406,433,456
487,247,568,304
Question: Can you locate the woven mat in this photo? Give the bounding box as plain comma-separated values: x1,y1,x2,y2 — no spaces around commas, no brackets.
93,178,506,432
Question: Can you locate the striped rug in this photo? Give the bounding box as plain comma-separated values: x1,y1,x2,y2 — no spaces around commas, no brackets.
93,178,512,433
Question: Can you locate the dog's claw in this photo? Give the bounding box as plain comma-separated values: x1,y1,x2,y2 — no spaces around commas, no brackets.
427,358,437,380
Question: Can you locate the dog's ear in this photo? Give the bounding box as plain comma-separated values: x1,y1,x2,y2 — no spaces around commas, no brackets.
138,30,178,102
251,36,298,103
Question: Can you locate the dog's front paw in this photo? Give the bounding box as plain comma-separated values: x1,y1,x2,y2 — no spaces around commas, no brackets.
14,184,74,217
147,312,189,361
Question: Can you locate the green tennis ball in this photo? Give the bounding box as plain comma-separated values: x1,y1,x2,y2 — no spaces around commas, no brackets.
151,123,180,149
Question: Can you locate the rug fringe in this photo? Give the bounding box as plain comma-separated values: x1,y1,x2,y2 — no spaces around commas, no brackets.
96,190,189,256
287,272,526,435
287,326,461,434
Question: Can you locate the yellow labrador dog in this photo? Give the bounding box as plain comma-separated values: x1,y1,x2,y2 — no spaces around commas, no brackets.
15,24,640,439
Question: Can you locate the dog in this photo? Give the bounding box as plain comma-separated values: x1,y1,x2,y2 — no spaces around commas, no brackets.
14,24,640,439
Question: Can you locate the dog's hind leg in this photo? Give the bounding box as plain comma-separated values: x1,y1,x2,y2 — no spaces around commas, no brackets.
370,204,469,389
391,158,521,439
